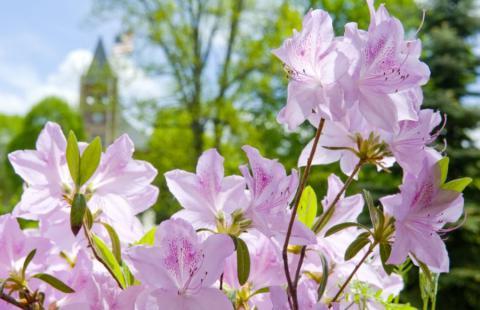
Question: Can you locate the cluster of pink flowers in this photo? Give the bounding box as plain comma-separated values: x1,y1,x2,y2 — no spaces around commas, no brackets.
0,1,471,309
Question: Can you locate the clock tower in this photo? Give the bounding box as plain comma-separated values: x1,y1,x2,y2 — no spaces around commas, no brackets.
79,38,119,144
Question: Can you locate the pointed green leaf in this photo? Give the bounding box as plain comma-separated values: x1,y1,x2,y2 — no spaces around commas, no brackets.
66,131,81,186
298,186,317,229
442,177,472,193
91,234,126,288
364,190,378,227
417,258,433,285
419,260,439,309
79,136,102,186
101,222,122,264
379,243,394,275
251,287,269,297
122,261,136,287
33,273,75,293
22,249,37,279
344,234,371,261
437,157,449,185
232,236,250,286
134,227,157,246
313,204,335,234
324,222,371,237
85,208,94,230
316,253,328,302
70,193,87,236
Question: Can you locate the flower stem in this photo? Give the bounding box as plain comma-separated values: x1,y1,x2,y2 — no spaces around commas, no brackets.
0,292,28,309
282,118,325,310
331,242,377,304
312,161,363,234
82,222,124,289
292,160,363,304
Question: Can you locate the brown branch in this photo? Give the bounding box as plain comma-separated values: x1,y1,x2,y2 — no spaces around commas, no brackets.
290,160,364,305
312,161,363,234
282,118,326,310
331,243,377,304
0,291,27,309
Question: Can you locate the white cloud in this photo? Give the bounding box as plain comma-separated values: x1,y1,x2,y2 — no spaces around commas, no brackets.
0,49,91,114
0,48,165,116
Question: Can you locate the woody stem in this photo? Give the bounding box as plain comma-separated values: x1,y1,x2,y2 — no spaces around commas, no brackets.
331,242,377,304
282,118,325,310
293,160,363,305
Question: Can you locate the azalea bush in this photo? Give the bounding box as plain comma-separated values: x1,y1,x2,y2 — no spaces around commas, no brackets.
0,1,472,309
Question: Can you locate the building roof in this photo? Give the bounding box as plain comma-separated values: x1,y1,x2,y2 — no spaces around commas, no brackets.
85,37,114,79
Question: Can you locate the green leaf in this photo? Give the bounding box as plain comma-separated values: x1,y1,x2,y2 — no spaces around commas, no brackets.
298,186,317,229
70,193,87,236
418,260,439,310
66,131,80,186
122,262,136,287
251,287,269,297
91,234,126,288
316,253,328,302
442,177,472,193
134,227,157,246
416,258,433,285
345,234,371,261
22,249,36,279
324,222,371,237
101,222,122,264
313,204,336,234
79,136,102,186
232,236,250,286
437,157,449,185
85,208,94,230
17,218,39,230
379,243,394,275
32,273,75,293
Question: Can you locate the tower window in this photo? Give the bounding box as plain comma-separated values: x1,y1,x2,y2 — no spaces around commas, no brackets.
92,112,105,124
86,96,95,105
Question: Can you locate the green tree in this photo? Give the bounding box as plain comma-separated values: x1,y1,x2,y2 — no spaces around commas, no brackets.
3,97,84,213
93,0,301,158
0,114,23,212
419,1,480,308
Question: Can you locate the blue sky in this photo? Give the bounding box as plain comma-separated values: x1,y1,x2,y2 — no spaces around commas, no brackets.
0,0,117,76
0,1,144,115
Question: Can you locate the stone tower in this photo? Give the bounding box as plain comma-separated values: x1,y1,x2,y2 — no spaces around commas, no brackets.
79,38,118,144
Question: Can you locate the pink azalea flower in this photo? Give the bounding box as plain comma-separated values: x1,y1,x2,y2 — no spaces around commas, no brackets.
297,174,364,270
223,231,284,294
300,107,441,176
342,0,430,132
0,215,53,304
0,214,52,279
125,218,234,310
273,9,350,130
299,106,394,176
389,109,443,174
8,122,158,243
240,146,316,245
269,279,336,310
165,149,247,230
380,154,465,272
54,250,138,310
319,174,364,235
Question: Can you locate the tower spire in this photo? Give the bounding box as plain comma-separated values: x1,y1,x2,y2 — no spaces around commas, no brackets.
79,38,118,144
